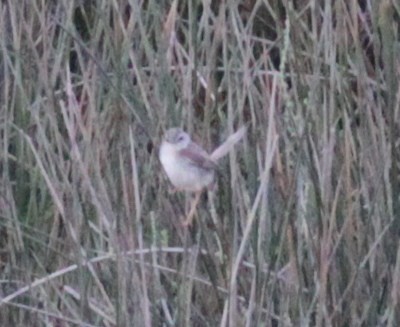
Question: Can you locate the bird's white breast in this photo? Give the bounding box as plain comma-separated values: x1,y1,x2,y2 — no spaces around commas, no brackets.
159,141,214,191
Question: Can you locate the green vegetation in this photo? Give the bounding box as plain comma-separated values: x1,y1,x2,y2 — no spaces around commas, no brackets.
1,0,399,326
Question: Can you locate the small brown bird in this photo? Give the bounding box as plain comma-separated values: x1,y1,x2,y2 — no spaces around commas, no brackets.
159,126,246,225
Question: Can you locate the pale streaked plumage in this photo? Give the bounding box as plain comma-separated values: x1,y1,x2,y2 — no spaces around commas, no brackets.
159,126,246,192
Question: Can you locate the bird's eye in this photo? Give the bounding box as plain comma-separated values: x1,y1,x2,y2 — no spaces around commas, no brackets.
177,135,185,142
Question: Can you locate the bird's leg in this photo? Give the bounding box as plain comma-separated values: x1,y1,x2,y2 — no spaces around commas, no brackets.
182,191,202,226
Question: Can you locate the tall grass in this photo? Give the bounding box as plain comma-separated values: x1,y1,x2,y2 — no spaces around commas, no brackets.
0,0,399,326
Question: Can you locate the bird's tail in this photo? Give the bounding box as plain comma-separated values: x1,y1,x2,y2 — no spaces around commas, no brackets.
210,126,247,161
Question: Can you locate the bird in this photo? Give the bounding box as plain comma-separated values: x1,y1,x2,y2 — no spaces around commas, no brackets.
159,126,246,225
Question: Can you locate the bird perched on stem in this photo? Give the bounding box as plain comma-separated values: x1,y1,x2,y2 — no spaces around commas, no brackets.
159,126,246,226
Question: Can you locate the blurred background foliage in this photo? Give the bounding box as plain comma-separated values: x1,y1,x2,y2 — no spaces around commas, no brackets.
0,0,400,326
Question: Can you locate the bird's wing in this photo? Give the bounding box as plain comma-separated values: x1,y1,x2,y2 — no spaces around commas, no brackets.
180,142,216,170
